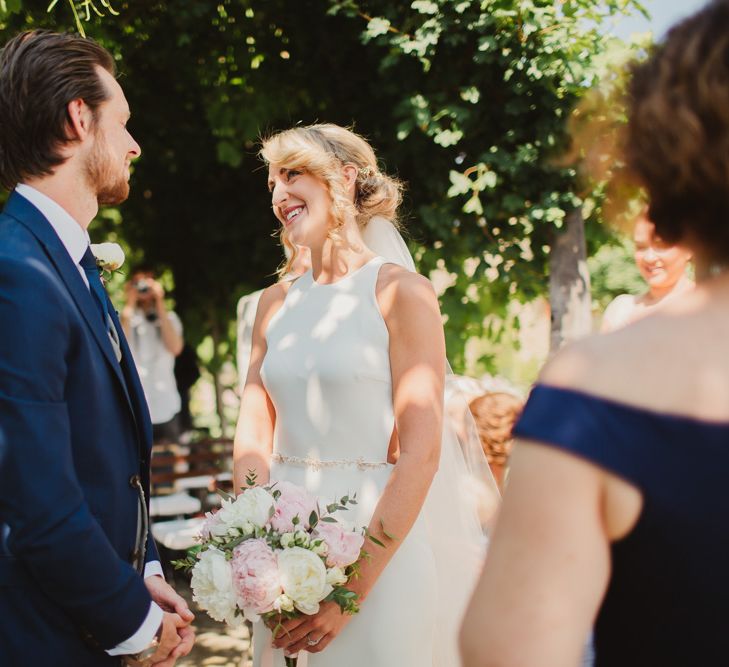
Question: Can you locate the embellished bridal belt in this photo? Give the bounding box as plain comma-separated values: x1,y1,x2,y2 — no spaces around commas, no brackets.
271,453,390,472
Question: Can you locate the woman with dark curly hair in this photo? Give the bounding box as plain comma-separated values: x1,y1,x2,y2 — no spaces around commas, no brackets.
460,1,729,665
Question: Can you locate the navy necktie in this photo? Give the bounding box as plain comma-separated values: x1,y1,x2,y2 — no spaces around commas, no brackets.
79,246,112,328
79,246,122,361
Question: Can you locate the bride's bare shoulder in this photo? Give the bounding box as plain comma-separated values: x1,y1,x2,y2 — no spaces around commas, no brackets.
253,280,294,332
376,263,438,311
259,280,291,308
376,262,434,292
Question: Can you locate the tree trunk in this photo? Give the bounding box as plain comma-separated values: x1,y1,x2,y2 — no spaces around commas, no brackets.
549,208,592,353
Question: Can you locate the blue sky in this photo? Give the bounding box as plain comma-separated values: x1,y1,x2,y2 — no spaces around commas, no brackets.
607,0,710,40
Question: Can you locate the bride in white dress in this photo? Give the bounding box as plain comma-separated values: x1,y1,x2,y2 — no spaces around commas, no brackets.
233,124,496,667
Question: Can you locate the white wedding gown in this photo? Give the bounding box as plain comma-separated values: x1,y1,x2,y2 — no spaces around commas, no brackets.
253,255,481,667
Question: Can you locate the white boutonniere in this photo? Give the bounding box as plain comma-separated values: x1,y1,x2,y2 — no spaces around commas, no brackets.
91,242,125,275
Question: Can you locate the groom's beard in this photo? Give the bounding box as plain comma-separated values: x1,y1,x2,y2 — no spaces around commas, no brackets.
84,132,130,206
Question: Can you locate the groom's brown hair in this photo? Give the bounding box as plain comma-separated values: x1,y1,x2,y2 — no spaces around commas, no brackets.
0,30,116,190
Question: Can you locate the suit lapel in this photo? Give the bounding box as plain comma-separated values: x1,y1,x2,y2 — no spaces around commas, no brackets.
109,302,153,456
4,193,137,418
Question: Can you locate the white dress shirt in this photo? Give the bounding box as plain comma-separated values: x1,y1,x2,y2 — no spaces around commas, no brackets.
15,184,164,655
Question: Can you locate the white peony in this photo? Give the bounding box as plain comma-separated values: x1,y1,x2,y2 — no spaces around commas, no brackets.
217,487,275,532
325,566,347,586
277,546,330,615
209,520,232,539
90,242,125,271
272,593,295,613
190,548,241,627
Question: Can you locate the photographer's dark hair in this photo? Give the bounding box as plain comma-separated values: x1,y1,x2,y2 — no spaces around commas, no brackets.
0,30,116,190
625,0,729,263
130,263,157,277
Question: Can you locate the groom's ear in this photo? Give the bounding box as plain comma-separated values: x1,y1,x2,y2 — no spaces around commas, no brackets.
65,98,94,144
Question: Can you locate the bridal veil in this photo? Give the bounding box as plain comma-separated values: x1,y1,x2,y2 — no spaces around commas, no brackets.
362,215,500,665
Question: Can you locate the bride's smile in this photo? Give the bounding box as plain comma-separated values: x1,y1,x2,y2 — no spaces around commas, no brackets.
268,164,333,249
284,205,306,226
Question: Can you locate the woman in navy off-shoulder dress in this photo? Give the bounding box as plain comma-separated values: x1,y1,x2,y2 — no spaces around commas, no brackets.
461,2,729,666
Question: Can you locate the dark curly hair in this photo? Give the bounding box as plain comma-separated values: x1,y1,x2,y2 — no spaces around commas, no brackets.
0,30,115,190
625,0,729,262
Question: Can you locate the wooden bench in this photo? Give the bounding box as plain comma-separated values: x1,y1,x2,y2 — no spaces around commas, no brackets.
150,437,235,491
149,437,235,571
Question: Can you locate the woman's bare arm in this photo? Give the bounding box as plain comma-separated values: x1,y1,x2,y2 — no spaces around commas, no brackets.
350,265,446,599
460,345,643,667
460,441,610,667
233,283,288,492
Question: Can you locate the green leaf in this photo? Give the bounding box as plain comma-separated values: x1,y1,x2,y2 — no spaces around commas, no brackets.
380,518,399,541
368,534,386,548
365,17,391,39
325,586,361,615
1,0,22,14
245,469,258,486
309,511,318,528
217,488,235,502
463,193,483,215
216,140,243,168
448,170,472,197
411,1,438,14
460,86,480,104
433,128,463,147
170,554,198,571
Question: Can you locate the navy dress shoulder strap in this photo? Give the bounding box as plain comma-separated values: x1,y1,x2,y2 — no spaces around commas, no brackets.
514,383,729,494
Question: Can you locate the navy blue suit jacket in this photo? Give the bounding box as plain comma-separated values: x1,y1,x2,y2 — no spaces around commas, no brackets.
0,192,159,665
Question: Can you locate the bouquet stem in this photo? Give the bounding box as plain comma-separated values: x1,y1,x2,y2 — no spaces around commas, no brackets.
285,656,298,667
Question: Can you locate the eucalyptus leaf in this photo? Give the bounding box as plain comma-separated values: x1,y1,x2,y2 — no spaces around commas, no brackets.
368,534,386,548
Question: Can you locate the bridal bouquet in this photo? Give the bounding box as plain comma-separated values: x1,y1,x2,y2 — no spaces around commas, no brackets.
174,473,368,665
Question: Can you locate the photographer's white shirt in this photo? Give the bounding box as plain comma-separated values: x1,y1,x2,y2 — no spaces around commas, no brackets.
127,308,183,424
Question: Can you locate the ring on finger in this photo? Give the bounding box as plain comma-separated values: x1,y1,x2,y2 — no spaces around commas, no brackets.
306,632,323,647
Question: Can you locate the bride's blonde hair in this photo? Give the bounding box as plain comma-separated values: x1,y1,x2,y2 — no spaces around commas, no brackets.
260,123,403,277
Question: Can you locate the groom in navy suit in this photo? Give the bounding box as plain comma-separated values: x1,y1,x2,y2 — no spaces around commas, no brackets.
0,31,195,665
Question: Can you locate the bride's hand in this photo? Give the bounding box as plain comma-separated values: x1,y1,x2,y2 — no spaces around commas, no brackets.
271,601,352,655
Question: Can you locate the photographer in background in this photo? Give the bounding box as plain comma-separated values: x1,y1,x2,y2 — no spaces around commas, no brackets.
121,265,184,443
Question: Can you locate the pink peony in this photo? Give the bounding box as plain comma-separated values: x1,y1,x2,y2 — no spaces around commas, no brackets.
231,538,281,619
315,521,364,568
269,481,319,533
